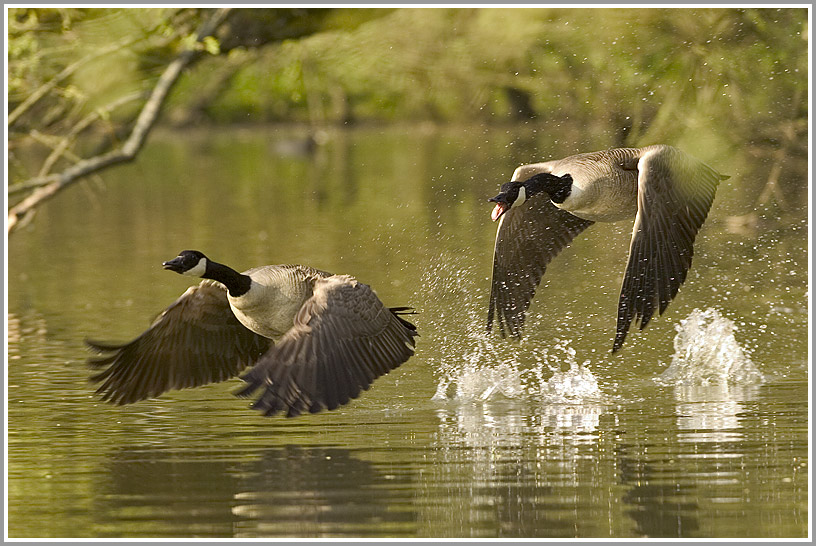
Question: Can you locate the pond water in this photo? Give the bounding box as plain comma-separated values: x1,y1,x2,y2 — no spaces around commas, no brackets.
6,124,809,538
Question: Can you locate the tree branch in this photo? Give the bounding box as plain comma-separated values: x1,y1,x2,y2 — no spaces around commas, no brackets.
37,91,145,177
7,8,233,234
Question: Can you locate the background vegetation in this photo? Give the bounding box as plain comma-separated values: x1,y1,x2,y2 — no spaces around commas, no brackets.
7,7,809,211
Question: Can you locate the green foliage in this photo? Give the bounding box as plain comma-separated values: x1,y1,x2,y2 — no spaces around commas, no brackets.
172,7,806,155
8,8,191,134
9,7,808,176
8,9,85,108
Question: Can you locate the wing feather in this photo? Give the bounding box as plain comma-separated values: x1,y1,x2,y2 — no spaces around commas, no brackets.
236,276,418,417
87,280,272,404
488,194,594,338
613,145,724,351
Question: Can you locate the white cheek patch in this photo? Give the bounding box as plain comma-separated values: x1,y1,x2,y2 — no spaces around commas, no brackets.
183,257,207,277
512,186,527,207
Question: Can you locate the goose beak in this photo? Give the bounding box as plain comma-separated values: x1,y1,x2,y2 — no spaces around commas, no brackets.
162,257,184,273
488,195,509,222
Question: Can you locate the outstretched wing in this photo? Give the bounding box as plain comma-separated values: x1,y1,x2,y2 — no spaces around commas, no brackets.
488,193,594,338
236,275,418,417
614,145,725,351
88,280,272,404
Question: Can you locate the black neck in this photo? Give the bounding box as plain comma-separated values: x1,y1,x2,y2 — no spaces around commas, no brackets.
204,261,252,297
527,173,573,204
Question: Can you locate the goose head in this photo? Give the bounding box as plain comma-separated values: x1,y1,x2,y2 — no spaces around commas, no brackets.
489,181,528,221
489,177,546,222
488,173,573,221
162,250,209,277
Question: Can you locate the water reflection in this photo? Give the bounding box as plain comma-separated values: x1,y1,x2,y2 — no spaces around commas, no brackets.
436,399,606,449
230,445,414,537
427,399,612,537
100,444,412,537
618,446,701,537
673,382,761,444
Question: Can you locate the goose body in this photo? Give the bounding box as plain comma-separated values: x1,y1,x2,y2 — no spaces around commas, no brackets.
227,264,330,339
487,144,727,351
88,250,418,417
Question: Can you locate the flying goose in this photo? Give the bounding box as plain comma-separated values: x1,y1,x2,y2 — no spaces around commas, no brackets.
87,250,418,417
487,144,728,352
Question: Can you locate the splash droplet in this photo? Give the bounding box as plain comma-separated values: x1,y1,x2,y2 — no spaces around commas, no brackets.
658,308,764,385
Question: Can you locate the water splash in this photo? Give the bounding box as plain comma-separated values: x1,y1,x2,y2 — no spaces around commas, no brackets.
420,252,605,405
421,252,608,460
432,337,604,403
657,307,764,386
538,356,604,403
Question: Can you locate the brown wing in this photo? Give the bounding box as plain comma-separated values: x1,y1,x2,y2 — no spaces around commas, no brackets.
488,194,594,338
613,145,725,351
235,275,418,417
87,280,272,404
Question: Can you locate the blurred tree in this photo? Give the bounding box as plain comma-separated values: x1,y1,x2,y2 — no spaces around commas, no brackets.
7,7,392,233
7,7,807,233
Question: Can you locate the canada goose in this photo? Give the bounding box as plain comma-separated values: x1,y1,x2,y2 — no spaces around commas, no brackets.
87,250,418,417
487,144,728,352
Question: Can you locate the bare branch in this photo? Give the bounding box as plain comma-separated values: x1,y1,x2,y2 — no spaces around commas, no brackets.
8,8,233,234
9,178,66,197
